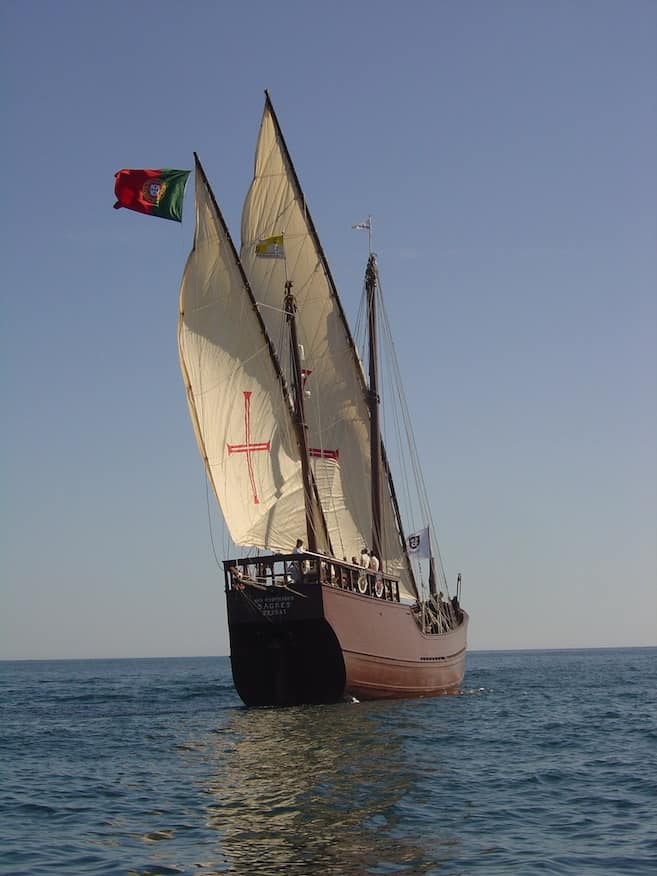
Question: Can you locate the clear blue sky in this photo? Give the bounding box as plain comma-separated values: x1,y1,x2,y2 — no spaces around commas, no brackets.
2,0,655,658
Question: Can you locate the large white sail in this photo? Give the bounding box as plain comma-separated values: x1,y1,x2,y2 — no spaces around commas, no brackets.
240,97,415,598
179,160,309,552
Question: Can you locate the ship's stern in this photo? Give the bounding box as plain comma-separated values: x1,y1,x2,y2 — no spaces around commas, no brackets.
225,560,346,706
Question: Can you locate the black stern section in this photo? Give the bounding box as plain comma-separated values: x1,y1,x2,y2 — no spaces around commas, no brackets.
226,579,346,707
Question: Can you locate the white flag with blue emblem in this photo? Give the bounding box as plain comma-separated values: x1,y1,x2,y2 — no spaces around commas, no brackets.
407,526,430,559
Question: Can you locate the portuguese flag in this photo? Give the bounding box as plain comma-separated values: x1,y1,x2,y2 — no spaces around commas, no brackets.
113,168,191,222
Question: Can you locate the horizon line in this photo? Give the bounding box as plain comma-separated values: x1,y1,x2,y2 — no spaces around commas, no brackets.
1,644,655,663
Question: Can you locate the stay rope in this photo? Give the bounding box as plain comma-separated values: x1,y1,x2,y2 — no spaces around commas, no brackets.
205,470,223,570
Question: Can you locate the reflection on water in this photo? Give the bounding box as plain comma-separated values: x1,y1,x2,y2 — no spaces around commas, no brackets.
6,653,652,875
199,700,453,875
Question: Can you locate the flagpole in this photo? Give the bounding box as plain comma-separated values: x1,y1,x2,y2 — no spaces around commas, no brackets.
282,232,288,285
352,216,374,253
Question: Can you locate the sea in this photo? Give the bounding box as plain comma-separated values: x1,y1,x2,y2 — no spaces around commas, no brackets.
1,648,655,876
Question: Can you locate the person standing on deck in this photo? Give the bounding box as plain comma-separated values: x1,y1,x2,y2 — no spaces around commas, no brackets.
288,538,306,581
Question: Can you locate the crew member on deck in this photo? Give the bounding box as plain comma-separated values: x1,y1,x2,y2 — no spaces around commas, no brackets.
289,538,306,581
369,553,380,572
360,547,370,568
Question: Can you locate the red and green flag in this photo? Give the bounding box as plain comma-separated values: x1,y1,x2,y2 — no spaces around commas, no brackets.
113,168,191,222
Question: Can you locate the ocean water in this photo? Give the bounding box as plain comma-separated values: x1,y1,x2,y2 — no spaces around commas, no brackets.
1,649,655,875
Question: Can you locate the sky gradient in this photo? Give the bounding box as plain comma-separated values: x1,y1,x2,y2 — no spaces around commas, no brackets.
2,0,655,658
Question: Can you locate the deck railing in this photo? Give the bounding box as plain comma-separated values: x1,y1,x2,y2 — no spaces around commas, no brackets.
224,553,401,603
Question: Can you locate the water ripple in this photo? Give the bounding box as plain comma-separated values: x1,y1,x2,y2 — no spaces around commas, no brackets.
1,651,656,874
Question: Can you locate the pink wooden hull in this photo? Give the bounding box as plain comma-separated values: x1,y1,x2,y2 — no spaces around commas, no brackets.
322,584,468,700
225,557,468,705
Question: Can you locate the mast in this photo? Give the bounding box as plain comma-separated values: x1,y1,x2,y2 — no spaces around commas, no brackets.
429,557,438,597
366,254,382,562
285,280,322,554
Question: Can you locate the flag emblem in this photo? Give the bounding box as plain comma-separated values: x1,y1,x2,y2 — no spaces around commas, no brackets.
407,527,429,558
141,179,167,205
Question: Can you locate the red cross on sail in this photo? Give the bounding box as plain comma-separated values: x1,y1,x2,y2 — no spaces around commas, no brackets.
309,448,340,460
226,391,271,504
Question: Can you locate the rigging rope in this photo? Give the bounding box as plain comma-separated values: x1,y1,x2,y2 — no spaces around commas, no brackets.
205,468,223,570
375,272,449,594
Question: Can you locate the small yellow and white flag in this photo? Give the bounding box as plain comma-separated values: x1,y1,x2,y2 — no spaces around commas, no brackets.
255,234,285,259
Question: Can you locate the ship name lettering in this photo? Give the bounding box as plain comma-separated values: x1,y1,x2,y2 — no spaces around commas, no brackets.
254,595,294,617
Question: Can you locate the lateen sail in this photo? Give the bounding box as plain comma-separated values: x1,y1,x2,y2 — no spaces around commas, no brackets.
179,158,309,552
240,96,416,598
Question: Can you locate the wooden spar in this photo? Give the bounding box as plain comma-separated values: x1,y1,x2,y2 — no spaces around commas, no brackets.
366,255,382,562
263,91,365,380
191,154,289,399
284,281,329,555
193,152,329,555
429,558,438,597
262,92,419,597
186,153,296,510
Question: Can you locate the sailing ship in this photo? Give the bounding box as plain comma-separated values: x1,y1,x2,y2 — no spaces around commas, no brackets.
178,92,468,706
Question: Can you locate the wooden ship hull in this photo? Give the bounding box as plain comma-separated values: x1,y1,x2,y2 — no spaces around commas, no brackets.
225,556,468,707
